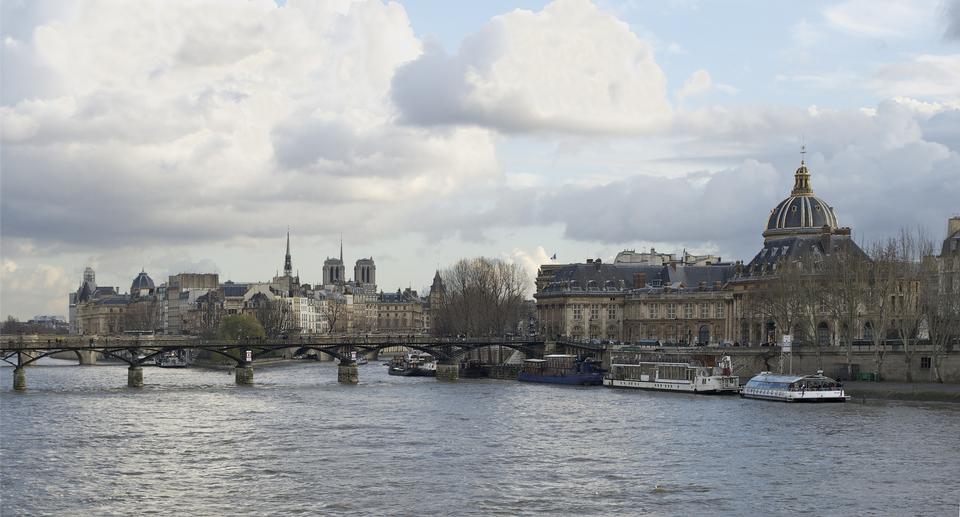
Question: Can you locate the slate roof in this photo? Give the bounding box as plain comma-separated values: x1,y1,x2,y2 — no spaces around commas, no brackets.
765,195,838,233
539,262,735,293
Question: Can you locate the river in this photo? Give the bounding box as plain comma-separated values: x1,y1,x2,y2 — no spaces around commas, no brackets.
1,359,958,516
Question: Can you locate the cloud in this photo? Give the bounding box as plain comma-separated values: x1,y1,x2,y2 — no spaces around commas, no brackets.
874,54,960,102
676,69,737,100
392,0,672,134
944,0,960,40
823,0,938,38
0,262,74,318
0,0,502,251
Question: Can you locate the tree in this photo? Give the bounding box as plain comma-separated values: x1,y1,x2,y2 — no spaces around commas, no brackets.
887,228,933,382
921,250,960,383
749,259,806,347
123,298,163,333
324,294,348,334
256,299,294,337
863,238,899,380
433,257,528,337
821,242,870,379
217,314,266,341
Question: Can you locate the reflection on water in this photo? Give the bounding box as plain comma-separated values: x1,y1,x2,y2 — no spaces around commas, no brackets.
2,359,959,516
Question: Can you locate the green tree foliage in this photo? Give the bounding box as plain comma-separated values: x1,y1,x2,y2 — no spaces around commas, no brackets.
216,314,266,341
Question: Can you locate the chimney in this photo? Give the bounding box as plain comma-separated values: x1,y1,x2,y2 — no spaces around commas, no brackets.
633,272,647,288
820,226,832,252
949,216,960,238
587,259,594,263
698,281,706,290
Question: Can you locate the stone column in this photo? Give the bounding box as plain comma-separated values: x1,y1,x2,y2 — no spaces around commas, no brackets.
235,364,254,385
435,362,459,381
338,361,359,384
127,365,144,388
13,367,26,391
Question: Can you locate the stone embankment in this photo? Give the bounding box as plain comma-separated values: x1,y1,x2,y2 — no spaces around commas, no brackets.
844,381,960,403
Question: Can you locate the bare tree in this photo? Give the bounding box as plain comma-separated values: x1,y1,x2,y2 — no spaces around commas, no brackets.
822,242,870,379
324,295,348,334
885,228,934,381
256,299,295,337
863,238,899,379
750,259,807,347
434,257,528,337
123,298,163,333
921,249,960,383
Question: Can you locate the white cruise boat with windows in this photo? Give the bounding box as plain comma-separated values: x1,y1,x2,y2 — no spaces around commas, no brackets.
603,355,739,394
740,371,849,402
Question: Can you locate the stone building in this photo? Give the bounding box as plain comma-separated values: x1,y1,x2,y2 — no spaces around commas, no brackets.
940,216,960,296
535,259,735,344
729,157,868,346
376,288,426,333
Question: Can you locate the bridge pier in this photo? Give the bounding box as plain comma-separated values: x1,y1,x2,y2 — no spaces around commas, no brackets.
77,350,98,365
13,367,26,391
235,364,254,385
127,365,144,388
338,361,359,384
436,362,459,381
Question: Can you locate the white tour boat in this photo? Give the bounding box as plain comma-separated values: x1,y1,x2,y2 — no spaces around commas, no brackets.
603,355,739,394
740,371,849,402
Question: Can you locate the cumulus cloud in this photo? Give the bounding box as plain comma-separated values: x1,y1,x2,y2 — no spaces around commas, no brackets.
392,0,672,134
0,0,502,251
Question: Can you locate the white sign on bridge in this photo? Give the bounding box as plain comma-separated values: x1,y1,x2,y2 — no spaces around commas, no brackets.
782,335,792,352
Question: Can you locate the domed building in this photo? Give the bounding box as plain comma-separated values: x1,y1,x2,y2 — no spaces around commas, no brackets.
741,158,856,278
731,157,867,346
130,270,155,298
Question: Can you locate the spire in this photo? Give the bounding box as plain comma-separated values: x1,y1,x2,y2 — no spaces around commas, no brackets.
339,233,343,263
284,228,293,277
791,145,814,196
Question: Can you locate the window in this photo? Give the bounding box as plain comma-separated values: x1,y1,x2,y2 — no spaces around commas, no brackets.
920,357,931,369
608,307,617,320
683,303,693,319
716,303,725,318
590,306,600,320
666,303,677,319
648,303,659,319
572,305,582,321
699,303,710,319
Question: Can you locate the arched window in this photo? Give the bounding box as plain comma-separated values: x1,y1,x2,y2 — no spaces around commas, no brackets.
698,325,710,345
817,322,830,346
863,321,874,341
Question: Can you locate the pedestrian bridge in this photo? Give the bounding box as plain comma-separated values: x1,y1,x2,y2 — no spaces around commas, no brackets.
0,334,547,389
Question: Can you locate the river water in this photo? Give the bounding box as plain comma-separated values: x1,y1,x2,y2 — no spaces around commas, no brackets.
1,359,958,516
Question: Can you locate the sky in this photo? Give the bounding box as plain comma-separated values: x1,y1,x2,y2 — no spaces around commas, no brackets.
2,0,959,320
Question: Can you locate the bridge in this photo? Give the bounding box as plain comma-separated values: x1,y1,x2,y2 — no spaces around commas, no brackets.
0,334,550,390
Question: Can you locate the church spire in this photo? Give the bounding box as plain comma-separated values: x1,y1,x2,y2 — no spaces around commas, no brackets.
339,233,343,263
284,227,293,277
790,145,814,196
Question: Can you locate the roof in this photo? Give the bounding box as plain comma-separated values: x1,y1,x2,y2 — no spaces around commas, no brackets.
130,271,155,292
222,283,249,297
763,161,840,237
747,372,833,383
539,262,735,293
740,234,868,279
